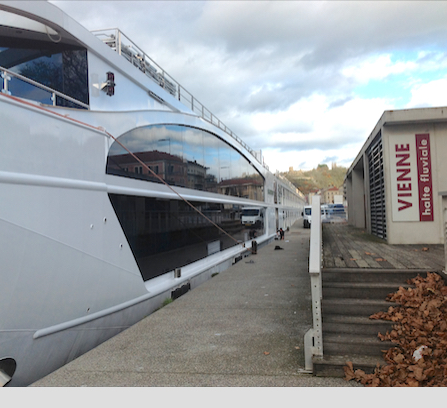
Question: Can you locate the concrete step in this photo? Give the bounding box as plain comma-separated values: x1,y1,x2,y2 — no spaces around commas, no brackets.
323,333,393,357
323,315,393,336
322,298,392,316
322,268,428,283
312,354,385,378
322,282,414,300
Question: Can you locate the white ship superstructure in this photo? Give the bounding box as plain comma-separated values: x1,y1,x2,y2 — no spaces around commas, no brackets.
0,1,305,386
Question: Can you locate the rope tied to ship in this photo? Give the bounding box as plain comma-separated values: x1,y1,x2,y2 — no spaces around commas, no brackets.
104,130,245,248
0,92,245,247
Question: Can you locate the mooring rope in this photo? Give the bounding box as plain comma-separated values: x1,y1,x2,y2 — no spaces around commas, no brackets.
0,92,244,247
104,130,244,247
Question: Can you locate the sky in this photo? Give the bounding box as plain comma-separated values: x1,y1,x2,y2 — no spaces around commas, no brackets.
51,0,447,173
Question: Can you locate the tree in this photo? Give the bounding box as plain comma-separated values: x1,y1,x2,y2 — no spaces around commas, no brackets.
283,164,347,195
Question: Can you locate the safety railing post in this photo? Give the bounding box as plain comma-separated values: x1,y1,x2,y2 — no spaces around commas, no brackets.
303,195,323,372
1,70,11,95
441,194,447,272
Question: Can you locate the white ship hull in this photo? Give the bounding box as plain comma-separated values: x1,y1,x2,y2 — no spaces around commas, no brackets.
0,1,304,386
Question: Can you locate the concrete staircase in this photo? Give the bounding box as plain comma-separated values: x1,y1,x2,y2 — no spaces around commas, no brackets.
312,268,427,377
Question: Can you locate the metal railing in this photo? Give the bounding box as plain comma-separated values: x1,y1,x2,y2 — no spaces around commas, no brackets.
91,28,268,171
275,171,302,195
0,67,90,110
303,195,323,372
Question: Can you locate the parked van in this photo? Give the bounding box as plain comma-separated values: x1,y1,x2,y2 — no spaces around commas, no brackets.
241,207,264,228
321,205,330,223
303,205,312,228
302,204,330,228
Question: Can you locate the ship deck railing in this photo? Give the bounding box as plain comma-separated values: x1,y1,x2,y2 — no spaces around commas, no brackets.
91,28,268,172
0,66,90,110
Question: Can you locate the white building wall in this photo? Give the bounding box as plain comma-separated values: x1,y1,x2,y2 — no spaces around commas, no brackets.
383,123,445,244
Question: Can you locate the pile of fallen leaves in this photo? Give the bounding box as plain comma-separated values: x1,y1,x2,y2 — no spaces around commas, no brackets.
344,272,447,386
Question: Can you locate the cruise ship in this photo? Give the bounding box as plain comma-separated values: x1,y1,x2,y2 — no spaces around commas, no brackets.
0,1,305,386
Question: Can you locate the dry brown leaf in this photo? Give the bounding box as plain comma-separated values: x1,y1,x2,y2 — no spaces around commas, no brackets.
263,351,270,355
344,361,355,381
371,377,380,387
393,353,405,363
344,272,447,387
407,378,419,387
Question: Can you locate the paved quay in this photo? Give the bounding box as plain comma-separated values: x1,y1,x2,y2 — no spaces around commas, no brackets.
32,221,359,387
323,223,445,271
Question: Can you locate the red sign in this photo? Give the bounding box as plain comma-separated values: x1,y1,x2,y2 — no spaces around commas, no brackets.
395,143,412,212
416,134,433,221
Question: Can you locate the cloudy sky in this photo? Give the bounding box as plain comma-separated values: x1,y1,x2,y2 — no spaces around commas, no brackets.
52,1,447,172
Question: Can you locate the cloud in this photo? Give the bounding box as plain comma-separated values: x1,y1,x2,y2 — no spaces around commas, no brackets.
342,55,416,84
50,0,447,172
241,93,394,172
406,78,447,108
249,93,390,144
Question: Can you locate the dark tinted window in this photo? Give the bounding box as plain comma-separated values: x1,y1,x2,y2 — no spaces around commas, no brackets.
0,36,88,107
242,209,259,216
108,194,265,281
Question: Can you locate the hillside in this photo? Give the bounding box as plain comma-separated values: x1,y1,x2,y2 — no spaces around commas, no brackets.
282,164,347,195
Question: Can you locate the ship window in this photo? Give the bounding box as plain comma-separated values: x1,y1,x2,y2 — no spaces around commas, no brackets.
0,32,88,107
106,124,264,201
108,194,265,281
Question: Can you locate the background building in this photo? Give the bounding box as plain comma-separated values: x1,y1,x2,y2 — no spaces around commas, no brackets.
320,186,343,204
345,107,447,244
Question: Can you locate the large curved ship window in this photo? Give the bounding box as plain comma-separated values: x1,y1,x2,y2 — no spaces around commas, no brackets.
108,194,265,281
0,23,88,107
107,124,265,201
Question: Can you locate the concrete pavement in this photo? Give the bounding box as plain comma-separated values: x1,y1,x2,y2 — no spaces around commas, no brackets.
32,221,359,387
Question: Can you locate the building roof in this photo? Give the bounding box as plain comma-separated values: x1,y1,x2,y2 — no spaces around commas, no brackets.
108,150,184,165
218,177,263,187
346,106,447,179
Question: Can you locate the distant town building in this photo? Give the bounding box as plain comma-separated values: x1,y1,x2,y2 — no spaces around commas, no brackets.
320,186,342,204
217,177,264,201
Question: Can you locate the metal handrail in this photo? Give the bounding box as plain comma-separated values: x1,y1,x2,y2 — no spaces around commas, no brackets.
0,66,90,110
91,28,269,171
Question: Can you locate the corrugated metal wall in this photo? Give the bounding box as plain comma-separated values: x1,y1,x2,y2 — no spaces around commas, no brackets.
367,131,387,239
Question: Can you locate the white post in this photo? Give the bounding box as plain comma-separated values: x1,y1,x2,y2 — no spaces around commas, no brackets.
1,71,11,95
303,195,323,372
117,29,122,56
441,193,447,273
